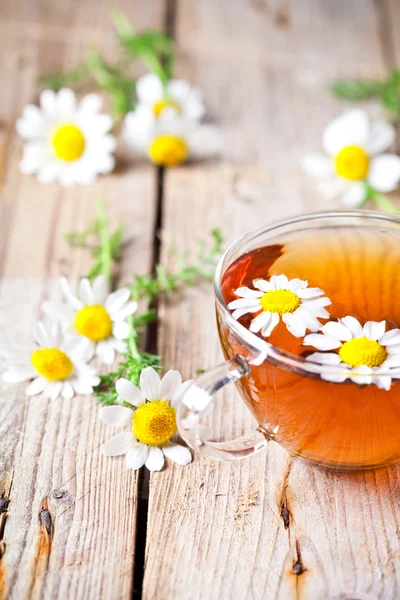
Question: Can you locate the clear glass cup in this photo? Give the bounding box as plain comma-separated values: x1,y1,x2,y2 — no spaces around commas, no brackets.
176,210,400,471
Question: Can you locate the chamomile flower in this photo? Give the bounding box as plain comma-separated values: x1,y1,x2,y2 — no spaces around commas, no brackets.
1,322,100,400
302,110,400,207
135,73,205,121
42,275,138,365
228,275,331,338
304,316,400,390
100,367,192,471
124,107,220,167
16,89,116,187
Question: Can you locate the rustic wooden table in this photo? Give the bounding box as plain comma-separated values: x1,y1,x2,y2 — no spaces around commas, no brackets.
1,1,400,599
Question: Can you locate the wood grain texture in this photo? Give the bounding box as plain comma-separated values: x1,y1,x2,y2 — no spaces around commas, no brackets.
143,1,400,599
0,0,163,598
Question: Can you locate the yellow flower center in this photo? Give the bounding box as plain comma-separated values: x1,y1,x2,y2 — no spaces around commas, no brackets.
133,401,176,446
339,337,387,368
31,348,73,381
152,100,181,117
334,145,369,180
148,135,188,167
260,289,301,315
74,305,113,342
52,124,86,162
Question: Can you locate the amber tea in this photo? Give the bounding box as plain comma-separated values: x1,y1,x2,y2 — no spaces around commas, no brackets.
219,225,400,468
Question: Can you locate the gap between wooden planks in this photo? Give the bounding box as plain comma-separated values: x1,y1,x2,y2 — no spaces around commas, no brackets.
0,0,165,598
143,1,400,600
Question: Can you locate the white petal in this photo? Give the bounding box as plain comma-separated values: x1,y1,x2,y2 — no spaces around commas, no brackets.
71,379,95,395
232,307,257,319
282,313,306,338
323,110,369,155
57,88,76,114
381,329,400,346
49,382,62,401
340,316,363,338
40,89,57,116
102,432,133,456
145,446,165,471
112,321,130,340
136,73,164,104
162,442,192,466
105,288,131,313
249,311,270,334
303,333,342,351
125,443,148,470
78,93,103,116
78,278,94,305
171,380,194,408
33,322,52,347
306,352,342,365
287,278,308,291
99,405,133,427
113,301,138,321
296,287,324,299
233,287,263,298
228,298,261,310
96,341,115,365
270,274,289,289
61,382,74,400
301,154,332,178
3,368,35,383
321,372,348,384
349,367,373,386
42,301,74,323
60,277,83,310
341,182,366,208
261,312,280,337
253,279,273,292
116,378,145,407
140,367,161,401
92,275,108,304
366,120,395,155
382,355,400,368
160,370,182,401
374,375,392,391
363,320,386,341
368,155,400,192
293,308,321,332
321,321,352,341
26,376,47,396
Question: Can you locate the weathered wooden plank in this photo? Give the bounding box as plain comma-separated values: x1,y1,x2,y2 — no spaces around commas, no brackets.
144,1,400,599
0,0,165,598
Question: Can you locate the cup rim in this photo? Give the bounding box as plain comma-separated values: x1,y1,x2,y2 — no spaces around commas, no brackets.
214,209,400,379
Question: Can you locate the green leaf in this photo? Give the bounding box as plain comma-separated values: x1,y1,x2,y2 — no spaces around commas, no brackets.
330,78,383,101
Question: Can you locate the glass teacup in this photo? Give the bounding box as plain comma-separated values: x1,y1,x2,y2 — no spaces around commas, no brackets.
177,210,400,470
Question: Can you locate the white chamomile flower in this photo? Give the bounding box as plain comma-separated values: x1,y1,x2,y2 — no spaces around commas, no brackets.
16,89,116,187
302,109,400,207
100,367,193,471
1,322,100,400
42,275,138,365
135,73,205,121
228,274,331,338
124,107,220,167
304,316,400,390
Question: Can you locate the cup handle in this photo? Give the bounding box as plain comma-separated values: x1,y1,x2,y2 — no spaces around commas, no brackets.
176,355,270,461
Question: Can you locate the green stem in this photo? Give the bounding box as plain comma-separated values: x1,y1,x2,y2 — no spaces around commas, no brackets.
368,187,400,214
97,197,112,282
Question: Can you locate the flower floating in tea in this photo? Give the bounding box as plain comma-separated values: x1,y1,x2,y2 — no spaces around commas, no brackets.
302,109,400,211
228,275,331,338
42,275,138,366
16,89,116,186
304,316,400,390
2,322,100,400
100,367,192,471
